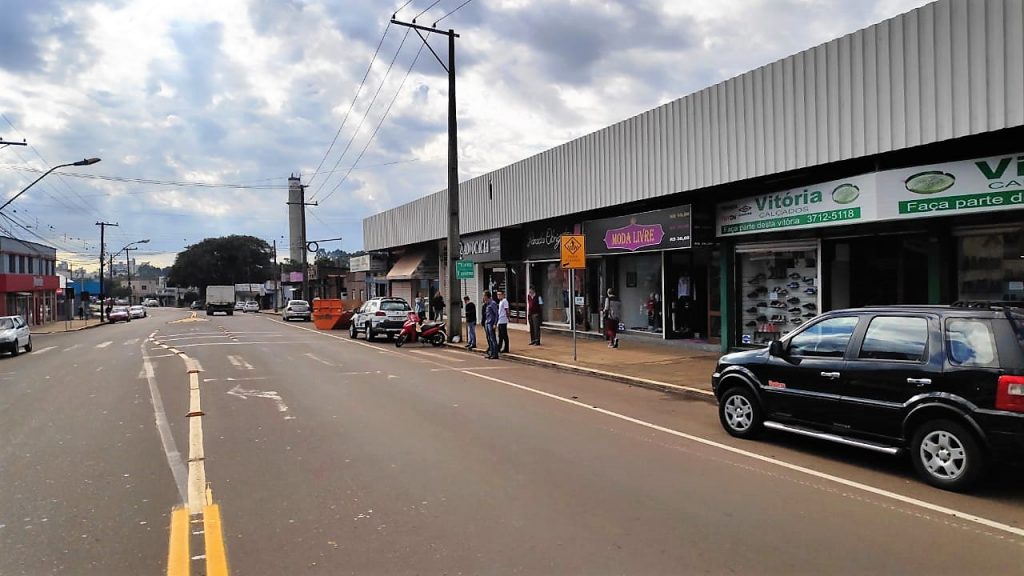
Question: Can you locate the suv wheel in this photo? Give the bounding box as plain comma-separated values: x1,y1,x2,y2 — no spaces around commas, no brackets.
349,322,357,339
366,322,376,341
911,419,984,492
718,386,763,439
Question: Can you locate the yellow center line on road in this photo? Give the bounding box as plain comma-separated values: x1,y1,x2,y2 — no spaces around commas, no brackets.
203,502,229,576
167,508,190,576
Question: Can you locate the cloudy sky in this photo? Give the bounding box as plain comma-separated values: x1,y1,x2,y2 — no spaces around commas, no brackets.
0,0,933,270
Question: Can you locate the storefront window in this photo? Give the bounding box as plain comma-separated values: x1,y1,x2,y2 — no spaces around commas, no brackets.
957,229,1024,302
614,253,662,332
737,246,819,346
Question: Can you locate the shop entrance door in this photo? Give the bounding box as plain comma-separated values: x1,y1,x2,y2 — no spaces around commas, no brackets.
827,235,929,309
664,250,708,339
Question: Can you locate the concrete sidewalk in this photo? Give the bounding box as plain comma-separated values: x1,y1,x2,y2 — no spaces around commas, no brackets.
458,323,720,398
32,318,105,334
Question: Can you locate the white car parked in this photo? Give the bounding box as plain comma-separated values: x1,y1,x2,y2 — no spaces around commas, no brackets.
243,301,260,313
282,300,311,322
0,316,32,356
129,305,147,319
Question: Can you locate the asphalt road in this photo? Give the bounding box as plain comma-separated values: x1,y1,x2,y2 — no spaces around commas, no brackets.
1,308,1022,575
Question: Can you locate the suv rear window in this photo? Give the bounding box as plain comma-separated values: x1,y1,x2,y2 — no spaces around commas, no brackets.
1008,307,1024,354
859,316,929,362
380,300,410,311
945,318,999,367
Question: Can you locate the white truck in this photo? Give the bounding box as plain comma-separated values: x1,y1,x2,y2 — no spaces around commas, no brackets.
205,285,236,316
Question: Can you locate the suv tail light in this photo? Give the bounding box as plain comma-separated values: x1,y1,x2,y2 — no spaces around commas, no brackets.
375,311,387,316
995,375,1024,413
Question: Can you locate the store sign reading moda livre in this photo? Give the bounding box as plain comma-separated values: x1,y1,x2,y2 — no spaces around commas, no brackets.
717,152,1024,237
584,205,692,255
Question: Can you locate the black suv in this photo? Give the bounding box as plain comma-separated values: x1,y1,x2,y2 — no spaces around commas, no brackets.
712,302,1024,491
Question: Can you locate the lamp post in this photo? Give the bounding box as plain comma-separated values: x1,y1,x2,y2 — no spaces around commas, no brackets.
115,239,149,305
0,158,101,213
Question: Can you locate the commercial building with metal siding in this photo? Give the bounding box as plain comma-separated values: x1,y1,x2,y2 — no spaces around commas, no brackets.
365,0,1024,351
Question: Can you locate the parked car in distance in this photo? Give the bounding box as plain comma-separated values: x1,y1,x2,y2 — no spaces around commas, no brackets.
243,301,260,313
234,301,246,312
349,297,411,341
0,315,32,356
129,305,147,319
115,299,129,306
282,300,311,322
108,306,132,323
143,299,159,307
189,301,203,310
712,302,1024,492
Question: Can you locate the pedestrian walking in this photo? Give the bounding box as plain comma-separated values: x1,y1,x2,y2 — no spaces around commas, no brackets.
463,295,477,350
603,288,622,348
527,285,542,345
78,302,85,320
482,291,499,359
496,290,510,353
414,292,426,321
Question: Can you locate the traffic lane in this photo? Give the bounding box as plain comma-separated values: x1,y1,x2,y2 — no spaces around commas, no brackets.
0,315,181,576
276,319,1024,517
396,342,1024,527
195,321,1022,574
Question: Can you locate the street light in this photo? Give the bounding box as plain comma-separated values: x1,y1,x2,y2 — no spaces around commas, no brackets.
0,157,101,213
118,239,150,305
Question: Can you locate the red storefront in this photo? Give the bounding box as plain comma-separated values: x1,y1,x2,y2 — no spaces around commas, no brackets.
0,274,59,326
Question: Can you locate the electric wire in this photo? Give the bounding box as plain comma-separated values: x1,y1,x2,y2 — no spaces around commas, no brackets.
309,26,414,201
319,41,426,204
413,0,443,21
307,21,394,190
433,0,477,25
393,0,416,16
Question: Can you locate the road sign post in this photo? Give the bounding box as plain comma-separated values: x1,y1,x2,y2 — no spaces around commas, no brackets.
560,234,586,362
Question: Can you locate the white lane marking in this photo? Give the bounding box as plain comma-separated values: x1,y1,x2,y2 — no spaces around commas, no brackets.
203,377,268,382
227,355,254,370
63,344,81,352
157,332,285,342
226,384,295,420
123,338,139,345
429,366,510,372
141,341,188,505
173,341,319,349
187,371,206,515
409,349,465,362
143,354,178,359
461,369,1024,540
304,352,333,366
95,341,113,349
32,346,56,354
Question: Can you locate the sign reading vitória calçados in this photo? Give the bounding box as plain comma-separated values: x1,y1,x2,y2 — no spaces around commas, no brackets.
717,152,1024,237
716,173,877,237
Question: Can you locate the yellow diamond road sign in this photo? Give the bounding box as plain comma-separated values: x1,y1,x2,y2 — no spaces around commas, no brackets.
560,234,585,269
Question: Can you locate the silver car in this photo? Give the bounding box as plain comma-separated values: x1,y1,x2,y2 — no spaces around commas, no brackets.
282,300,311,321
0,315,32,356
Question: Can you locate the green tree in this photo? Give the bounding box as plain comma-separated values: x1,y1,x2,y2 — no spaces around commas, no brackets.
168,235,273,293
135,262,163,279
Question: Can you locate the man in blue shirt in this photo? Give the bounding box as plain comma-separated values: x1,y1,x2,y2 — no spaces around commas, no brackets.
482,290,500,359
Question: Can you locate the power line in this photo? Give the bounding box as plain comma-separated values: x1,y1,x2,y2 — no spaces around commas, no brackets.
307,21,394,190
414,0,443,21
320,41,426,204
393,0,416,16
310,27,414,201
433,0,477,25
0,165,285,189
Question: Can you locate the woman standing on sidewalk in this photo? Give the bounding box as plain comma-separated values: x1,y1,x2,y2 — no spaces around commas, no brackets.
602,288,621,348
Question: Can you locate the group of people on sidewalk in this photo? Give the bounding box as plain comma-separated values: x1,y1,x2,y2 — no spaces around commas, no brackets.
461,285,623,357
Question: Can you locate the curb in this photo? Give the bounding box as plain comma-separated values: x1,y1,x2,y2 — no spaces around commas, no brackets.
34,321,106,335
444,342,717,404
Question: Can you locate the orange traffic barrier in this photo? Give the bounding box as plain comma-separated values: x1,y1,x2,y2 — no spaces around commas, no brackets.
312,299,345,330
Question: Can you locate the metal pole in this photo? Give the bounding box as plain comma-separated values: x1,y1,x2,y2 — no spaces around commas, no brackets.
571,272,577,362
446,29,462,341
273,239,279,312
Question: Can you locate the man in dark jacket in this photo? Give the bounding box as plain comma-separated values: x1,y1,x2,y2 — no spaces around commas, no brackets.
527,284,542,345
463,295,477,350
482,291,500,359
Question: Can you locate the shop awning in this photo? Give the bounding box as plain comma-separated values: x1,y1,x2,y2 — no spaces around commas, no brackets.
386,250,427,280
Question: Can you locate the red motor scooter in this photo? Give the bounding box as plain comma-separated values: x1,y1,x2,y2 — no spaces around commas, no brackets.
395,311,447,348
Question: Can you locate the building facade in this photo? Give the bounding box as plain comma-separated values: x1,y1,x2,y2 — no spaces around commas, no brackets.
363,0,1024,352
0,236,59,326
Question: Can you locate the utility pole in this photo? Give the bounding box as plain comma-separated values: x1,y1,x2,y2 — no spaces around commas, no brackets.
272,239,280,312
391,18,462,341
125,246,139,305
95,221,118,321
286,186,317,301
